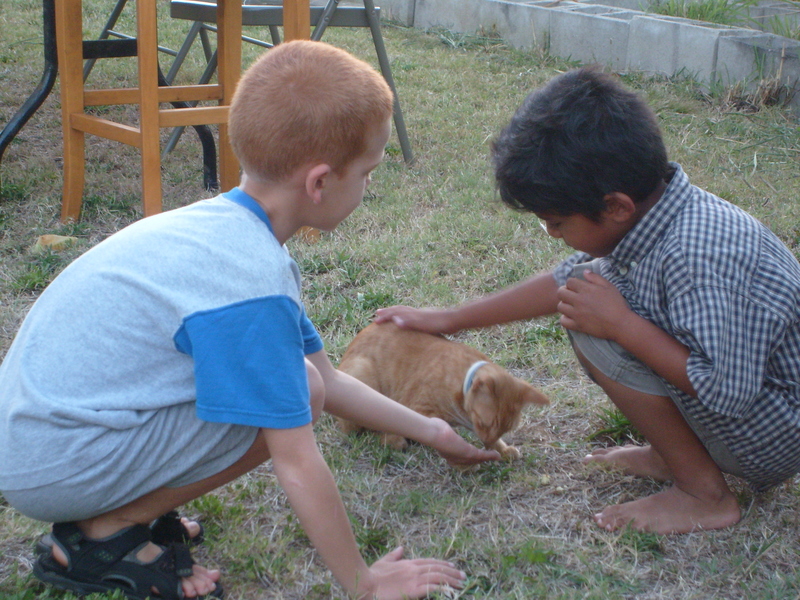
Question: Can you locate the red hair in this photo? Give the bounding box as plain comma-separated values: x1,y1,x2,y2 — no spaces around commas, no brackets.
229,40,394,181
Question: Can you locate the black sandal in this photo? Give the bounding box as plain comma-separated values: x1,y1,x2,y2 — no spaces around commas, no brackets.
36,511,204,555
150,511,205,547
33,522,223,600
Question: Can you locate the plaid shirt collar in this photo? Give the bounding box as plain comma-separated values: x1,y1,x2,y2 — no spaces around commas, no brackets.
606,162,691,273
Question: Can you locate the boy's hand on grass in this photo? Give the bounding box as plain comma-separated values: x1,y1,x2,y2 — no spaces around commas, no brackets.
428,417,502,466
557,270,635,341
362,546,466,600
373,306,458,334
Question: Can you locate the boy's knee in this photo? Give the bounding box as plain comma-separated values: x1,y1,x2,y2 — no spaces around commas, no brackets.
305,359,325,422
569,331,670,398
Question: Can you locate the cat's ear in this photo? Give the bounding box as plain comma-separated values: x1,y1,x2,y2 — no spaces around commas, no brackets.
520,381,549,406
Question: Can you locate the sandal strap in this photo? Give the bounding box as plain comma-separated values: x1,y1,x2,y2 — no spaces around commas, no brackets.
114,544,191,599
52,522,152,577
175,544,195,578
151,511,204,546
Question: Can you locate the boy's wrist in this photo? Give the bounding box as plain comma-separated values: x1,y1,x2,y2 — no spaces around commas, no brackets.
442,308,464,334
354,576,378,600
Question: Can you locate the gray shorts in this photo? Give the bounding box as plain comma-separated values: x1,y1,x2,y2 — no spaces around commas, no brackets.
568,260,745,479
2,402,259,523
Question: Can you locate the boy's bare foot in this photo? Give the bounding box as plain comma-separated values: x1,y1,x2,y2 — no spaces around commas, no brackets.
583,444,672,481
593,484,741,534
179,516,203,541
51,530,220,597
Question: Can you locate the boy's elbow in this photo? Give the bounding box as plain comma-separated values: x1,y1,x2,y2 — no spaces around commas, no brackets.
305,358,326,422
271,439,330,490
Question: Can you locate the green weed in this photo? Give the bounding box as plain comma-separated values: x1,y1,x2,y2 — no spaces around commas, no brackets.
648,0,758,24
618,526,664,555
765,13,800,40
0,180,29,204
587,406,644,445
9,250,67,292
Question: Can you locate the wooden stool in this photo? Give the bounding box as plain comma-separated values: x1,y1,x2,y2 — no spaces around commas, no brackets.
54,0,243,221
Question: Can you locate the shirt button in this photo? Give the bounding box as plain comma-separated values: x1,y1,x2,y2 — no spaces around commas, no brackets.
619,266,628,275
630,261,638,269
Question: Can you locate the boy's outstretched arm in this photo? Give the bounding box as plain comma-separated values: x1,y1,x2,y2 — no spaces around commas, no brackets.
306,350,501,467
264,425,467,599
374,271,560,334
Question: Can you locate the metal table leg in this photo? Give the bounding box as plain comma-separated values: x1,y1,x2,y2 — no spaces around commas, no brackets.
0,0,58,178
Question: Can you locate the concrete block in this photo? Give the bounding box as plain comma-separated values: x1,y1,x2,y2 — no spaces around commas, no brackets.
528,1,584,13
716,32,800,87
549,10,631,69
413,0,483,31
480,0,552,49
548,2,618,13
748,3,800,33
626,15,679,75
673,21,730,84
377,0,417,26
583,0,649,11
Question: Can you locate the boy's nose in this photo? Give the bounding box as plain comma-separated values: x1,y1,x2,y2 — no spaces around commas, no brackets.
540,220,561,238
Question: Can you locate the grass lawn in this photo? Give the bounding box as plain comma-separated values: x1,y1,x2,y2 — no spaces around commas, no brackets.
1,1,799,598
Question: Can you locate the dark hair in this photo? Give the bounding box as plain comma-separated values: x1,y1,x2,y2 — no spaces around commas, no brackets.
491,66,669,221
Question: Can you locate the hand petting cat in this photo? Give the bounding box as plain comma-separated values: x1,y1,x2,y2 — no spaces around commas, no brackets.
374,305,459,334
426,417,502,466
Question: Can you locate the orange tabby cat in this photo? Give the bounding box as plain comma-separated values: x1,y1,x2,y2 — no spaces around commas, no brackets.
337,322,549,459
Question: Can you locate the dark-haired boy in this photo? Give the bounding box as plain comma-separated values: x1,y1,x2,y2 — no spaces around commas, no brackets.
377,66,800,535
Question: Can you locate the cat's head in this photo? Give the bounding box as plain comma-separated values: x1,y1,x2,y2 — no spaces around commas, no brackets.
464,365,549,447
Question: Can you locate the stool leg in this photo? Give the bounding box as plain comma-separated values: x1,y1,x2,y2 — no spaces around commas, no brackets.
216,0,242,192
137,0,163,216
61,130,87,222
55,0,88,221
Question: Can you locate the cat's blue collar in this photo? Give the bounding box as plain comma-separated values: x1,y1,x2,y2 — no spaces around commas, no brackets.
463,360,489,396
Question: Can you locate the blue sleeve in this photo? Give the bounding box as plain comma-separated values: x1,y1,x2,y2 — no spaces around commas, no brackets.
174,296,317,428
300,306,324,355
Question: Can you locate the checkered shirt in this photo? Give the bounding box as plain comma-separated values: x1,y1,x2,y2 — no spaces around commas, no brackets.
553,163,800,490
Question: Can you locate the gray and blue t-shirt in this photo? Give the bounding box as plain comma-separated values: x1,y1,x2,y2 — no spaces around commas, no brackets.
0,188,323,490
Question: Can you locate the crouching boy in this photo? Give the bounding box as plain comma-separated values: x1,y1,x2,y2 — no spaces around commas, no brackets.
376,66,800,535
0,41,498,600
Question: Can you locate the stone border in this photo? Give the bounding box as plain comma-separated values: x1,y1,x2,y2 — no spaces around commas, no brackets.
378,0,800,109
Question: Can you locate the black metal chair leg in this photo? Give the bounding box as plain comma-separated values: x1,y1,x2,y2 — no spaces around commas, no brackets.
0,0,58,177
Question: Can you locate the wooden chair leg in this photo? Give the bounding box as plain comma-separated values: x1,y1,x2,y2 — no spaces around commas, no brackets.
60,129,86,222
137,0,164,215
216,0,242,192
55,0,88,221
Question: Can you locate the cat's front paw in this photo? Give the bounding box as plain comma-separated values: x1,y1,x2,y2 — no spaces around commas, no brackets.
491,438,521,460
337,417,363,434
381,433,409,450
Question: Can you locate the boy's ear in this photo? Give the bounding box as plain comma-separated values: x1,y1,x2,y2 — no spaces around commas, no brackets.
305,164,333,205
602,192,637,223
